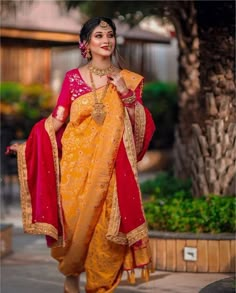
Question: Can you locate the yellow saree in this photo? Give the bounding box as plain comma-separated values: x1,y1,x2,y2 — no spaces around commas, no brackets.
52,70,152,292
17,68,154,293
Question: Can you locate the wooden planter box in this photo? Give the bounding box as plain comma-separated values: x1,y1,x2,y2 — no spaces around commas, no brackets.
149,231,235,273
0,223,13,258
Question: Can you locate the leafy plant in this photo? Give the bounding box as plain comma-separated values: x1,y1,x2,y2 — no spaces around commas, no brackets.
0,81,54,137
141,172,236,233
0,82,23,103
141,171,191,198
0,82,53,119
142,82,178,149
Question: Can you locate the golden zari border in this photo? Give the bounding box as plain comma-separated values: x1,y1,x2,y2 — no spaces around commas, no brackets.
123,108,137,171
126,223,149,245
106,180,121,241
106,108,149,246
45,115,65,246
134,103,146,156
17,116,65,247
123,108,149,245
106,223,148,246
106,179,147,246
17,143,58,240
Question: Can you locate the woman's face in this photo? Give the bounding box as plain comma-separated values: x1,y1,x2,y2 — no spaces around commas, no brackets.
88,23,116,59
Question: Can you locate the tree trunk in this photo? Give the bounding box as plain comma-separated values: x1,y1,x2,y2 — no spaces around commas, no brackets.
170,1,235,196
190,1,236,196
166,1,201,179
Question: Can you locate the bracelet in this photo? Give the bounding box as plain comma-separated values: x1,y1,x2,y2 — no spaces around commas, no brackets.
121,91,136,107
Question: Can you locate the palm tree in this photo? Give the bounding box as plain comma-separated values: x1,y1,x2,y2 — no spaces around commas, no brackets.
190,1,235,196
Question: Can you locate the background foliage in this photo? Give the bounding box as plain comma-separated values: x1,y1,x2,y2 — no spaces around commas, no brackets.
0,81,178,147
142,81,178,149
141,172,236,233
0,82,53,137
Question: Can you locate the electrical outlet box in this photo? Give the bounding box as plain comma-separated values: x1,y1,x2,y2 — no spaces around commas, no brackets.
184,247,197,261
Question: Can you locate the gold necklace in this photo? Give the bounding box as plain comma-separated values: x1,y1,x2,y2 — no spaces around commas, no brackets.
89,70,109,125
88,63,113,77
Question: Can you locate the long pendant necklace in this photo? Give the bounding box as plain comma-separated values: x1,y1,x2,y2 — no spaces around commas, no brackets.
89,69,109,125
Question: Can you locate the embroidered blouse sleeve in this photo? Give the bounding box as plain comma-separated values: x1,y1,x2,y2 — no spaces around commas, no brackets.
52,73,71,123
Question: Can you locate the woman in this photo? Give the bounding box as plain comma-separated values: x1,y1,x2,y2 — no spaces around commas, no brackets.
7,17,155,293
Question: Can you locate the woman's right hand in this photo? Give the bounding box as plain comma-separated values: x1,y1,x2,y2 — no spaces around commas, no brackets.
5,143,19,156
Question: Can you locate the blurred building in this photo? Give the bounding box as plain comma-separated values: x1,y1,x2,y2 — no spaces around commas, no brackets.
0,0,178,96
0,1,178,207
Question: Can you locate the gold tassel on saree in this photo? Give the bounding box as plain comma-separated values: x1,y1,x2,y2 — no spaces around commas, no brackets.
127,269,136,284
141,265,150,282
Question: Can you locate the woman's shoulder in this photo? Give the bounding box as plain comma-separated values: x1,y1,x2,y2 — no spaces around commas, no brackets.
64,68,80,77
121,69,143,79
120,69,144,88
63,68,85,84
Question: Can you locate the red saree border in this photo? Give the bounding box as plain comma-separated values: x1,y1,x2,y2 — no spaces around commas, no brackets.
17,143,59,240
45,116,65,246
17,116,65,247
107,71,155,247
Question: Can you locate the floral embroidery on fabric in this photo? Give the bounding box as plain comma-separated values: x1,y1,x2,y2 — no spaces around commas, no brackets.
68,72,91,101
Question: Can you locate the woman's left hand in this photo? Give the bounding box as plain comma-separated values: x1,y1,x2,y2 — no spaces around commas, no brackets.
5,143,19,156
107,73,129,96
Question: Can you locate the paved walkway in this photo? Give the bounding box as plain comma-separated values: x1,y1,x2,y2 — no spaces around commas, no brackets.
199,277,235,293
1,205,234,293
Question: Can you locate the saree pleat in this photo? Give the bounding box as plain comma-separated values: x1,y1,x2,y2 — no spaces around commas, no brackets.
51,84,125,275
84,171,126,292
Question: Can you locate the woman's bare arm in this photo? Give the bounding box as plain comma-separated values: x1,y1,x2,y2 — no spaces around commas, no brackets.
52,116,64,133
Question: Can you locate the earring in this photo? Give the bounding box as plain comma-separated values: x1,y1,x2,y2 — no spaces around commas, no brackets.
86,48,91,59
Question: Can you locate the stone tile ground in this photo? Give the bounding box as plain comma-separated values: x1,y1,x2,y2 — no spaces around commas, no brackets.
1,205,233,293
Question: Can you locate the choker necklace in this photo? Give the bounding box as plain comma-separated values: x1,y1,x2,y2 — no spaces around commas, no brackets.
89,69,109,125
88,63,113,77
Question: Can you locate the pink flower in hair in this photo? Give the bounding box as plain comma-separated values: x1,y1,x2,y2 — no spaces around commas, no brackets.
78,40,87,58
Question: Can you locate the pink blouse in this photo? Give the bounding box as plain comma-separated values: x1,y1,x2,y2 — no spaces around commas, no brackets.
52,69,91,122
52,68,143,123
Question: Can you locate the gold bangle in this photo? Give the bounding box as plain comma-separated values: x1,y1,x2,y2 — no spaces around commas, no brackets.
122,94,136,104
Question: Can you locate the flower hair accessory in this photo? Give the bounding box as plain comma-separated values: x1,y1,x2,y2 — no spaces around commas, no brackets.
78,40,87,58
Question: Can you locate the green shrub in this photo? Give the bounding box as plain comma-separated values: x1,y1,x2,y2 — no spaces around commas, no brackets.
141,171,192,198
0,82,53,118
0,81,53,136
142,82,178,149
0,82,23,103
141,172,236,233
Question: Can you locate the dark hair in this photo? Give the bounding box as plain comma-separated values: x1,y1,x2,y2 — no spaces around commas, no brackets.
80,16,117,43
79,16,124,68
